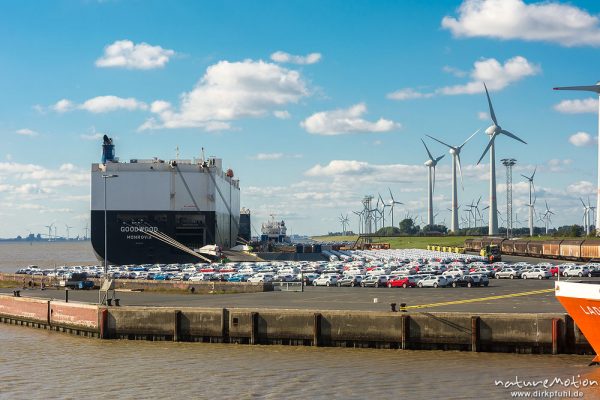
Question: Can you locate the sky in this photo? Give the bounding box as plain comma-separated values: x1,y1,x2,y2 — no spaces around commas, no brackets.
1,0,600,238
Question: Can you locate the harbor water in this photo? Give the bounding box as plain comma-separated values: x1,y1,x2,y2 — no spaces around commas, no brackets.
0,324,598,400
0,241,97,273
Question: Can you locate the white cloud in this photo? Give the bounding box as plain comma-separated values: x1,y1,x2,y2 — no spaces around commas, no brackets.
16,128,38,137
301,103,400,135
273,110,291,119
52,99,75,113
442,0,600,47
249,153,303,161
387,88,433,100
79,96,148,113
554,98,598,114
51,96,147,114
437,56,540,95
567,181,596,195
80,133,104,141
140,59,309,131
306,160,375,176
443,65,467,77
477,111,489,120
251,153,284,161
270,51,321,65
569,131,596,147
95,39,175,69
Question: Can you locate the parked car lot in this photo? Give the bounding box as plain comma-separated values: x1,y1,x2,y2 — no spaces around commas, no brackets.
12,248,598,294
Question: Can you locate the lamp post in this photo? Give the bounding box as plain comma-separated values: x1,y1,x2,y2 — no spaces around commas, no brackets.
102,174,118,284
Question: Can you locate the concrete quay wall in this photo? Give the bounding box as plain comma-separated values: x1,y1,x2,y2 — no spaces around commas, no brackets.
0,273,273,294
0,294,594,355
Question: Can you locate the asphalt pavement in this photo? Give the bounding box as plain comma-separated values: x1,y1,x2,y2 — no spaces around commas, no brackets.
3,276,595,313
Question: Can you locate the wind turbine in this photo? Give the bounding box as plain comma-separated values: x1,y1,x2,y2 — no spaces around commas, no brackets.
45,223,54,242
65,224,73,240
378,193,389,228
580,198,591,236
542,201,555,235
421,139,445,226
477,83,527,235
352,210,363,235
521,167,537,237
426,129,479,232
338,214,350,235
554,82,600,234
388,188,403,228
588,197,597,234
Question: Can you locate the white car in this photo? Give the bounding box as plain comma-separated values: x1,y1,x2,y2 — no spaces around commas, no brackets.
313,275,338,287
247,273,274,283
521,268,552,280
563,265,591,278
417,275,449,288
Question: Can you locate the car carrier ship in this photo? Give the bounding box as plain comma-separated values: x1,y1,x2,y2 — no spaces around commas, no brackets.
90,136,241,265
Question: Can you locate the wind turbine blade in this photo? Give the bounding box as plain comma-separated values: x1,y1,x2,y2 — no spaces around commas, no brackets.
581,197,587,208
425,134,454,150
421,138,434,161
532,182,537,205
433,165,436,193
553,85,600,93
500,129,527,144
456,154,464,190
531,166,536,180
459,128,481,149
435,154,445,163
477,133,496,165
483,82,498,126
388,187,394,202
520,174,530,180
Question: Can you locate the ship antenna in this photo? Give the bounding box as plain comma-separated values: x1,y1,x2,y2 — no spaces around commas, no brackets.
176,146,179,161
201,147,205,164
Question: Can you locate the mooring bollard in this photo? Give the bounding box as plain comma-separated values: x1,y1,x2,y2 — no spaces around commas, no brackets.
114,299,120,307
106,299,112,307
65,289,69,303
390,303,397,312
400,303,407,312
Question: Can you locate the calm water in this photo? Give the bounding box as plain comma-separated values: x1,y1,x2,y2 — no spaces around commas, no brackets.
0,324,598,400
0,241,97,272
1,242,599,399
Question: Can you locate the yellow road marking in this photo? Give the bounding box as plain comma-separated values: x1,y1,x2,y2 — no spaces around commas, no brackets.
404,288,555,310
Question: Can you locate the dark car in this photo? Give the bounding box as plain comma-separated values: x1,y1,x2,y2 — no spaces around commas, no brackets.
361,275,388,288
451,275,477,288
337,275,363,287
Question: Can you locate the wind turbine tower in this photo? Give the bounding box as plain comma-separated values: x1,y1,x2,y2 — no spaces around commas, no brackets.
478,83,527,235
426,129,479,232
554,82,600,235
501,158,516,238
521,167,537,237
421,139,444,226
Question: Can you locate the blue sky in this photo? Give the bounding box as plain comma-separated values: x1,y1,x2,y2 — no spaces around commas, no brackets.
1,0,600,238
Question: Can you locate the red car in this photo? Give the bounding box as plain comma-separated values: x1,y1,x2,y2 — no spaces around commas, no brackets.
550,265,565,277
388,276,417,288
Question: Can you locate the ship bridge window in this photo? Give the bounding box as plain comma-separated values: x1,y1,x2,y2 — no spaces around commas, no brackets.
153,214,167,223
117,214,150,225
176,214,205,228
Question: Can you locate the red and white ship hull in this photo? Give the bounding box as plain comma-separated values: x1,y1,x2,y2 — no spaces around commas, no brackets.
555,281,600,362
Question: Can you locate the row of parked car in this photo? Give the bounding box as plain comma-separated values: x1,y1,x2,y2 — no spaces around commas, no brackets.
305,271,490,288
